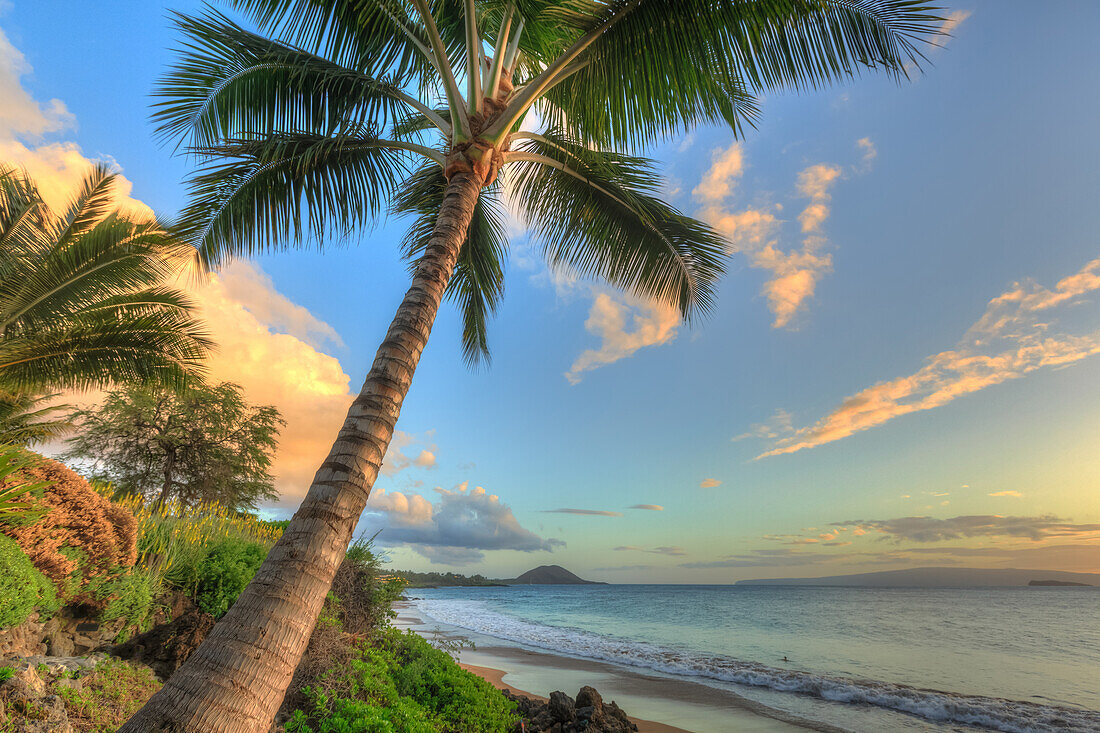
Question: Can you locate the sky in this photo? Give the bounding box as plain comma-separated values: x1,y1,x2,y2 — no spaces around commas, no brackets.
5,1,1100,582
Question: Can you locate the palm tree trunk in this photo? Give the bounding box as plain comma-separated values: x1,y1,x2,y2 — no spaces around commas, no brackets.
120,168,486,733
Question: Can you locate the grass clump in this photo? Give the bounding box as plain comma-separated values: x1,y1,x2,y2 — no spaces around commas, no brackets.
0,533,58,628
99,566,161,636
52,658,161,733
286,628,517,733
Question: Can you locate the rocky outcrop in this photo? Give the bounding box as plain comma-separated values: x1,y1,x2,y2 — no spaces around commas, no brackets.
504,686,638,733
111,608,215,680
0,611,127,662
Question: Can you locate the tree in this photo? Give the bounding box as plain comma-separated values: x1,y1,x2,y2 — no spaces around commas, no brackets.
65,382,284,512
125,1,943,729
0,164,212,395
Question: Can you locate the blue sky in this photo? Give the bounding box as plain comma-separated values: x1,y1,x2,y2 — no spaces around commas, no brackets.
5,1,1100,581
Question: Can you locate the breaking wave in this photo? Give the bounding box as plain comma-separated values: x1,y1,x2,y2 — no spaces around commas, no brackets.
413,598,1100,733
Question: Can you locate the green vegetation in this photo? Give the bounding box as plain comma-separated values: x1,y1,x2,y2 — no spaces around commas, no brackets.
0,163,210,413
394,569,504,588
52,658,162,733
67,382,284,511
194,538,267,618
286,629,517,733
99,567,162,636
0,666,14,682
0,533,58,628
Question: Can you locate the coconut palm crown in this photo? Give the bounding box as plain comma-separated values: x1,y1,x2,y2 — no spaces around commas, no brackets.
124,2,944,730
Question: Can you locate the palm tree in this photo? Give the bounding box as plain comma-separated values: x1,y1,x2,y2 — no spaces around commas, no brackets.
0,391,71,446
0,164,212,395
125,1,942,729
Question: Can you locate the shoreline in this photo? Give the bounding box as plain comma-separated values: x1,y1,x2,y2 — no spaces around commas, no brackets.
459,662,693,733
394,604,840,733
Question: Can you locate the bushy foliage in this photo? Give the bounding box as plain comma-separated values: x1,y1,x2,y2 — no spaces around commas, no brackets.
0,455,136,593
66,382,283,511
99,566,162,636
194,538,267,618
52,658,162,733
0,533,58,628
286,628,517,733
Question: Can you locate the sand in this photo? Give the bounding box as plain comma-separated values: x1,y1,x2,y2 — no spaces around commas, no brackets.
459,661,694,733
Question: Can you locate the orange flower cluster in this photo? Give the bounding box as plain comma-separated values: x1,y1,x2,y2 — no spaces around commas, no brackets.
1,456,137,586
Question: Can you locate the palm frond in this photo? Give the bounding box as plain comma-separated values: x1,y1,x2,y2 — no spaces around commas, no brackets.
0,391,73,446
178,132,411,268
507,129,728,321
0,167,211,395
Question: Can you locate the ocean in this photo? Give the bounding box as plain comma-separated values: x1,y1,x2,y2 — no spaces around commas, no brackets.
408,584,1100,733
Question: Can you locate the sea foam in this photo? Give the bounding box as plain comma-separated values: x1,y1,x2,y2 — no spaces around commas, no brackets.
413,598,1100,733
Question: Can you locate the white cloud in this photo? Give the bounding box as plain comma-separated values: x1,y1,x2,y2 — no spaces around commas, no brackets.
0,27,150,220
363,482,563,564
855,137,877,172
754,258,1100,458
695,143,845,328
941,9,972,36
565,292,679,384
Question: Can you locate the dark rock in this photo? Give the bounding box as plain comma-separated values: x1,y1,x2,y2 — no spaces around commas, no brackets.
73,623,98,633
503,686,638,733
548,691,575,722
112,608,215,680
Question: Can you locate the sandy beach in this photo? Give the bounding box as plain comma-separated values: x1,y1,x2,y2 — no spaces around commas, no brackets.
394,605,838,733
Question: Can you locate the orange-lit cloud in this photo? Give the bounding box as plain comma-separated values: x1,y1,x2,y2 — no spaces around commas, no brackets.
837,515,1100,543
0,27,151,220
989,491,1023,498
941,9,972,36
629,504,664,511
694,143,849,328
565,292,679,384
754,258,1100,458
699,478,722,488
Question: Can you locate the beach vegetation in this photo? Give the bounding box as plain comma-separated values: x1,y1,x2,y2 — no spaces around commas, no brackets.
53,658,162,733
127,0,945,727
194,537,268,618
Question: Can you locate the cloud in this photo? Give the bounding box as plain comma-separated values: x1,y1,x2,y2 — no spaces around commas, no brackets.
542,508,623,517
628,504,664,511
941,9,972,36
592,564,655,572
614,545,686,556
363,483,563,564
565,292,679,384
699,478,722,488
0,27,150,220
215,262,344,349
835,515,1100,543
855,137,877,172
755,258,1100,458
379,431,439,477
695,143,844,328
989,491,1023,498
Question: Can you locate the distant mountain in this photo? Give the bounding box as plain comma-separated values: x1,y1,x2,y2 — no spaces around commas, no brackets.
1029,579,1092,587
735,567,1100,588
506,565,607,585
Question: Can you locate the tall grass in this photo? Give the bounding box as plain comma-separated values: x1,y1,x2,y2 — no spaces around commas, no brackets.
111,496,283,596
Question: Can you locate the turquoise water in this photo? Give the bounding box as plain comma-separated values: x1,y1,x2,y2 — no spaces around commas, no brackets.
411,584,1100,732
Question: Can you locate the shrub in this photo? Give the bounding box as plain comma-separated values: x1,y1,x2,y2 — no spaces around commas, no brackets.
194,538,267,618
100,567,161,635
0,533,58,628
53,658,161,732
0,666,13,682
0,455,136,597
286,628,517,733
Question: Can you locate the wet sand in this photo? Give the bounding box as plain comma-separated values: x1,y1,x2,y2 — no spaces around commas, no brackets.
394,607,841,733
